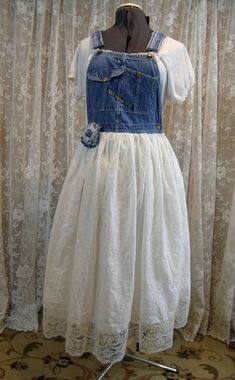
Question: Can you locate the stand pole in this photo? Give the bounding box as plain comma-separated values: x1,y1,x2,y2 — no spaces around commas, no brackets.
96,350,178,380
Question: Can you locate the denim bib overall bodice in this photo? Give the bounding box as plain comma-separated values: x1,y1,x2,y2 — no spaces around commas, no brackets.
81,30,166,148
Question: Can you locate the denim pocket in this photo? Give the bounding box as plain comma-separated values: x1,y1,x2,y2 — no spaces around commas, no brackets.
87,67,125,81
87,66,126,111
124,67,158,114
87,65,158,114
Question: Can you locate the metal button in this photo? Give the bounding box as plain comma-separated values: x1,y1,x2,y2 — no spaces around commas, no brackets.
102,77,109,81
156,124,161,129
136,71,142,77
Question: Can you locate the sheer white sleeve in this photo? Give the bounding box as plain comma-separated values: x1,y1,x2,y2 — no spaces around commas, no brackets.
159,37,196,104
68,40,87,99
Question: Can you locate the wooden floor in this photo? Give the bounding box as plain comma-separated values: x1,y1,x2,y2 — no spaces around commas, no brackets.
0,309,235,379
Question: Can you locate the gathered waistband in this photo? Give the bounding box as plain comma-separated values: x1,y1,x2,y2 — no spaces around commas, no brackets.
99,123,164,134
80,122,164,148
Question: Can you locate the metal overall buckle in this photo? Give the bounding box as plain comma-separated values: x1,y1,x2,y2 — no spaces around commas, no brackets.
146,51,154,58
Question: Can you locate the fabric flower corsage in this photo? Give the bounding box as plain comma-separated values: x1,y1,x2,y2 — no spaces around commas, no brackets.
80,122,102,148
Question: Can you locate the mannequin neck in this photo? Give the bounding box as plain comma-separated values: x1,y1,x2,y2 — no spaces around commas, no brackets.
115,7,150,31
102,7,152,53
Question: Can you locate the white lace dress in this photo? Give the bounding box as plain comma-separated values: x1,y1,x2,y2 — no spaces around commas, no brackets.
42,34,195,364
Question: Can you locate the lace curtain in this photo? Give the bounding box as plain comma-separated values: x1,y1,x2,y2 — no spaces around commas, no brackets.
0,0,234,344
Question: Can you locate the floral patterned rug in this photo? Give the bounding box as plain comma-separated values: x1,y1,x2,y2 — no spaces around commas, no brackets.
0,309,234,379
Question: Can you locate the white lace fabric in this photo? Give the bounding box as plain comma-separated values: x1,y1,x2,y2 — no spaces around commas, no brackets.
43,303,189,364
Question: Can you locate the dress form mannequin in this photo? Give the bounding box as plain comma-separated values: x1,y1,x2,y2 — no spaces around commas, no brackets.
95,4,179,380
102,3,153,52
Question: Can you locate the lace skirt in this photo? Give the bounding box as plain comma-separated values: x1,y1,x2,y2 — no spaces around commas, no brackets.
42,131,191,364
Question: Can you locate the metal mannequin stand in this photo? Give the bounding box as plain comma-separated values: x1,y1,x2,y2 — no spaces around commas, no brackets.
96,343,178,379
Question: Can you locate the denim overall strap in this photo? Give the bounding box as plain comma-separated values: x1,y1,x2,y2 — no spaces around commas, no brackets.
91,30,104,49
91,30,166,52
146,31,166,52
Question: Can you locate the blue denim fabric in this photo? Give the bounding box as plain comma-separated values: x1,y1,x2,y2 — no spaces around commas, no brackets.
81,30,166,148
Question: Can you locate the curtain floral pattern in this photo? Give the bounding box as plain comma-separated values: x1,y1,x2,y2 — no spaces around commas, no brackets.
0,0,234,345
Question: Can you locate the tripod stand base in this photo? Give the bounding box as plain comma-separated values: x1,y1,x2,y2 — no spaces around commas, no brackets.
96,352,178,380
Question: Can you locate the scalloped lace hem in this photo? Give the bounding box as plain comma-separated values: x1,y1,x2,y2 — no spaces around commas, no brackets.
42,309,188,364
